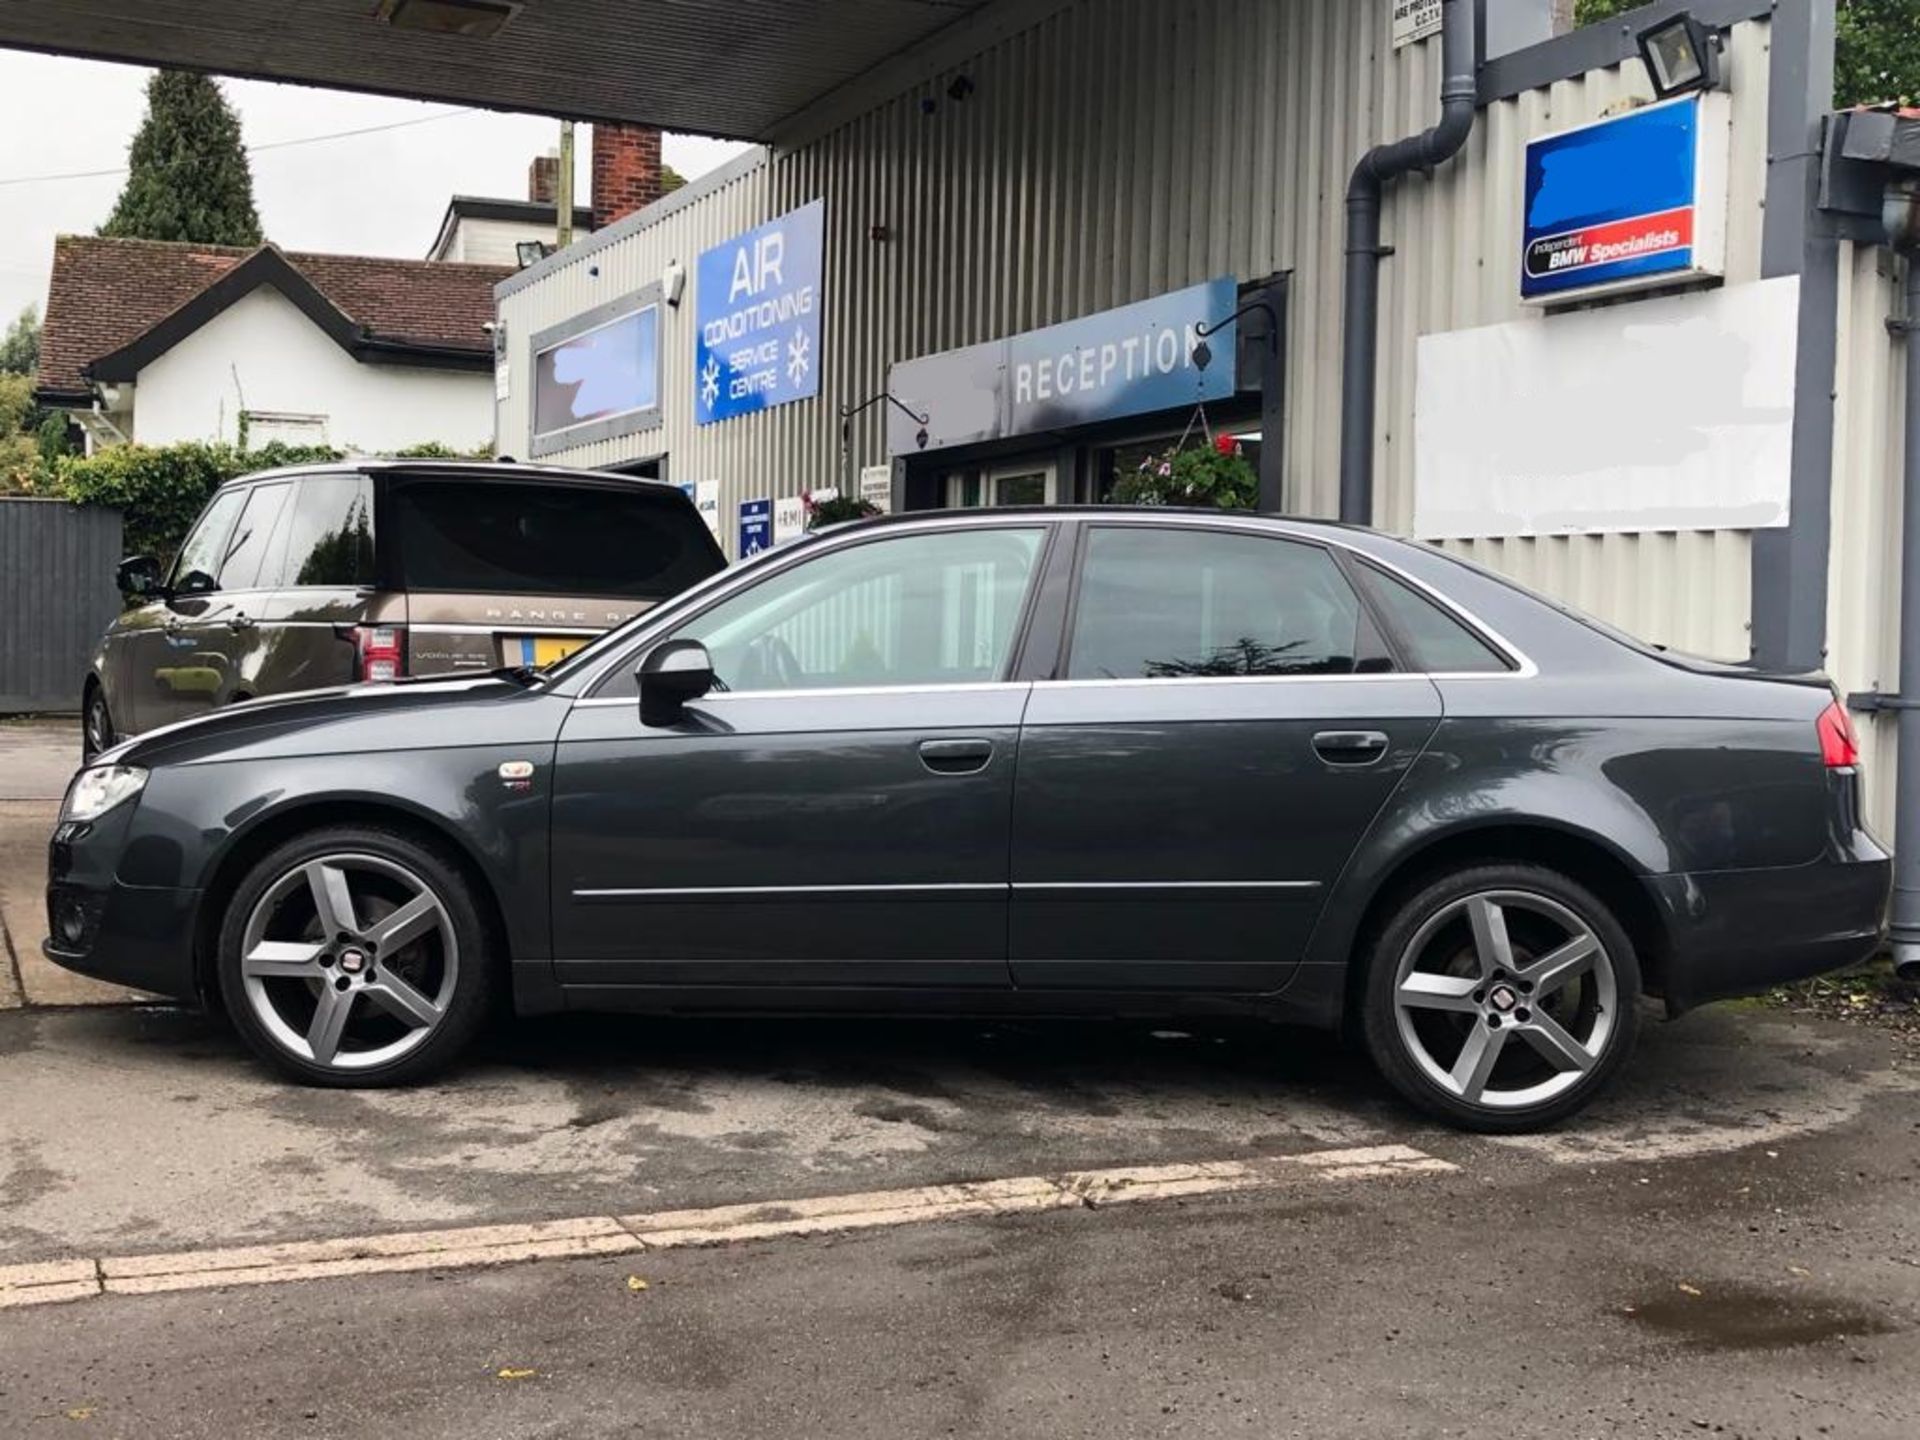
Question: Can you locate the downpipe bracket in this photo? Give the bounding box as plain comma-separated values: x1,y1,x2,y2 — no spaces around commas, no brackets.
1846,690,1920,713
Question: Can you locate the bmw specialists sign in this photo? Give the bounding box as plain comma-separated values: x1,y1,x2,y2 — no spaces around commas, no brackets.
1521,94,1729,303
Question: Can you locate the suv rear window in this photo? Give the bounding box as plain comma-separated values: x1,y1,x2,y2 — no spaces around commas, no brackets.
390,479,723,598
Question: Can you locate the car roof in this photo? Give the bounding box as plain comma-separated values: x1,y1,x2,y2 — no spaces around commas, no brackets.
214,458,686,496
820,504,1385,545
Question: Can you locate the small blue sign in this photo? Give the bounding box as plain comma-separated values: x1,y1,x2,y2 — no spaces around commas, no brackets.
738,497,772,557
1523,96,1707,301
696,200,824,425
887,277,1238,454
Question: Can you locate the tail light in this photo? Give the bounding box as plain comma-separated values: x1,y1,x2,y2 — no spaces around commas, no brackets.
1817,699,1860,769
349,625,407,684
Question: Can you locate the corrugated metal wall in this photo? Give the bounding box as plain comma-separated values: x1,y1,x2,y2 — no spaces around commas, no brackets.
497,1,1770,666
0,500,123,713
1826,240,1906,835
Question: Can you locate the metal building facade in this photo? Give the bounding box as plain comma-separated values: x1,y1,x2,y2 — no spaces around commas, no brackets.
496,0,1775,658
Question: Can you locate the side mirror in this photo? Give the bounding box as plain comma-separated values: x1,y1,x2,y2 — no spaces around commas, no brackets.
115,555,164,600
637,639,716,726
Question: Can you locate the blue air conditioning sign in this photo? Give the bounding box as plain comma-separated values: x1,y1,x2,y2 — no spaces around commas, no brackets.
887,278,1238,455
1521,94,1729,303
695,200,824,425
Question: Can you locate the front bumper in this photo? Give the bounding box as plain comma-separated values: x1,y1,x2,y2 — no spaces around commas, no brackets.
44,811,200,1001
1647,829,1891,1015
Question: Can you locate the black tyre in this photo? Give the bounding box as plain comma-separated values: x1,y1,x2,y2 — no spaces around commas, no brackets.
82,684,114,761
216,824,496,1087
1360,863,1640,1133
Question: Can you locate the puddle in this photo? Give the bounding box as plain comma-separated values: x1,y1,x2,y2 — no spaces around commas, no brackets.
1624,1283,1899,1351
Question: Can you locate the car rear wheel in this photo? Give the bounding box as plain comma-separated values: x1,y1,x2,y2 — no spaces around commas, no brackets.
1361,864,1640,1132
216,825,495,1087
82,685,114,761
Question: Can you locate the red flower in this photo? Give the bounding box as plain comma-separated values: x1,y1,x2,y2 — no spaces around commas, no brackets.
1213,433,1236,456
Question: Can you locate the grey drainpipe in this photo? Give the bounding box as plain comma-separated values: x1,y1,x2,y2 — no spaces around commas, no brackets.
1338,0,1478,525
1884,183,1920,979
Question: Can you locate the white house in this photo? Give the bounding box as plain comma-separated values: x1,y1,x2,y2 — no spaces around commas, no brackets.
426,152,593,266
35,235,507,454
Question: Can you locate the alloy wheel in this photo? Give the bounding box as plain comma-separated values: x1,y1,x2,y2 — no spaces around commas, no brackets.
84,695,112,758
1391,889,1618,1111
238,852,458,1072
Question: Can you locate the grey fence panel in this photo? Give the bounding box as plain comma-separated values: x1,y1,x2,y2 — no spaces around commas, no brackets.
0,500,123,713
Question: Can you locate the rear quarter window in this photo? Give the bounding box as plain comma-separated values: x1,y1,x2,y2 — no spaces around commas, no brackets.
1357,562,1513,674
390,479,722,599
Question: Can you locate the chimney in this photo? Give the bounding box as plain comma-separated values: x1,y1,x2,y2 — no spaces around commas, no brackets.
528,151,558,205
591,123,664,230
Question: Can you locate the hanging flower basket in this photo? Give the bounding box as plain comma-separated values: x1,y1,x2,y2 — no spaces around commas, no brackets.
803,489,882,529
1109,432,1257,510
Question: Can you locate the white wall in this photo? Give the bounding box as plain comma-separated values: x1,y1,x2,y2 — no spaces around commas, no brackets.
439,215,563,266
132,285,494,453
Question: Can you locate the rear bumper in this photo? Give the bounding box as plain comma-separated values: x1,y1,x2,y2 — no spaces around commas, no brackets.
1646,830,1891,1014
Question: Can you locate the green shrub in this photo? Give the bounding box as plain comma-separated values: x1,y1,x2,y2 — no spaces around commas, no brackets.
56,440,342,563
1109,433,1258,509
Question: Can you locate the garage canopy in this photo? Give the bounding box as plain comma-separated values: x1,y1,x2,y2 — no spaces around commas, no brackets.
0,0,994,137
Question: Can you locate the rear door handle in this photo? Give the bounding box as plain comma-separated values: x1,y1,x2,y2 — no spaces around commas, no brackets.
163,617,184,637
1312,730,1390,766
227,613,255,632
918,738,994,775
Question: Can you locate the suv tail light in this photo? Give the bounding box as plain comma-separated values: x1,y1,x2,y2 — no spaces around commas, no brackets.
1817,699,1860,769
349,625,407,684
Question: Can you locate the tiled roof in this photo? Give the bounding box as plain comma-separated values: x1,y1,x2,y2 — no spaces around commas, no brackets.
36,235,510,397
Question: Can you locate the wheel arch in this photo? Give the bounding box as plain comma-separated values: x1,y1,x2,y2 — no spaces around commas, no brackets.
191,796,514,1008
1331,820,1672,1032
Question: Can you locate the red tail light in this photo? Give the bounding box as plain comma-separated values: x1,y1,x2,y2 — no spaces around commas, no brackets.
350,625,407,684
1817,699,1860,769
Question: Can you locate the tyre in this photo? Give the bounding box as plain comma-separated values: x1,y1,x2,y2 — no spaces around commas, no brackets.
216,824,496,1087
82,684,115,761
1360,863,1640,1133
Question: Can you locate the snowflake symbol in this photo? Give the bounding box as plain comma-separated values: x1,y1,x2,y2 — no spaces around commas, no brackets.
700,354,721,410
786,329,811,388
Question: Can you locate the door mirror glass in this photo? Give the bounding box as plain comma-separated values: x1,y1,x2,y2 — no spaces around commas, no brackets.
115,555,163,599
637,639,717,726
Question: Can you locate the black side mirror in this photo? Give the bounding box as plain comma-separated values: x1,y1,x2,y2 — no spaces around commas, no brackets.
638,640,716,726
115,555,163,599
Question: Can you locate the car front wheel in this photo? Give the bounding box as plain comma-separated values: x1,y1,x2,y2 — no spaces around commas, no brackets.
82,685,114,761
216,825,495,1087
1361,863,1640,1132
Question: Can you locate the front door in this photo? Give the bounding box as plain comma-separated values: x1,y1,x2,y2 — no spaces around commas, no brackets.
1010,523,1443,992
549,522,1053,990
115,483,247,733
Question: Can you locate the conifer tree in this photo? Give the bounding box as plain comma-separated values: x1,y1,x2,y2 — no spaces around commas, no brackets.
99,71,263,246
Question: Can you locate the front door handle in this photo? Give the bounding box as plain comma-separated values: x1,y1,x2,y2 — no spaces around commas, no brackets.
1312,730,1390,766
918,738,994,775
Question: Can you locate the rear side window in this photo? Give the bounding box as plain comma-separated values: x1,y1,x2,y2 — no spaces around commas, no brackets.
267,475,375,589
217,482,292,590
391,480,723,599
1066,527,1364,680
1357,562,1512,674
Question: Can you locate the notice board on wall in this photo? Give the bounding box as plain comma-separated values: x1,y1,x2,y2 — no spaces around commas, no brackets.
1413,276,1799,540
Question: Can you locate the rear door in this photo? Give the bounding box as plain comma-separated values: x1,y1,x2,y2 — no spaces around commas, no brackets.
1009,522,1443,993
257,473,377,694
388,476,725,676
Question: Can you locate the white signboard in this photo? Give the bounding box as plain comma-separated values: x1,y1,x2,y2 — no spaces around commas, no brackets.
694,479,720,540
859,464,893,515
772,494,807,545
1413,276,1799,540
1392,0,1442,49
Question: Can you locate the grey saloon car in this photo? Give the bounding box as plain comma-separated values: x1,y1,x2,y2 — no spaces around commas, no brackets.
45,508,1888,1131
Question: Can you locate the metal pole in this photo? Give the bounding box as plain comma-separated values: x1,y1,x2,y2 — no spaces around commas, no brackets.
556,121,576,249
1889,250,1920,977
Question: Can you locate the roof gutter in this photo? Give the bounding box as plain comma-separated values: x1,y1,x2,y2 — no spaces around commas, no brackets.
1339,0,1478,524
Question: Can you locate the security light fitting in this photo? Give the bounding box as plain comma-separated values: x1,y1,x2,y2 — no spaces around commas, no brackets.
1636,13,1720,99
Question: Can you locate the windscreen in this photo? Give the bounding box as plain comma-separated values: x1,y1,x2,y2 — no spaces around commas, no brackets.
390,479,723,599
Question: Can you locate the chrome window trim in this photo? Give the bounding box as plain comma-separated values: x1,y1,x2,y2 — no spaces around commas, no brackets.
571,879,1317,899
566,511,1538,701
570,680,1028,708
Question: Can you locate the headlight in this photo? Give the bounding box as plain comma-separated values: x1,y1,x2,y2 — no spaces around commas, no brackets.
62,765,148,822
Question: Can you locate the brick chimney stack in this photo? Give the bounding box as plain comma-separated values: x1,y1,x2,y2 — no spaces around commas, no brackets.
591,124,664,230
528,151,559,205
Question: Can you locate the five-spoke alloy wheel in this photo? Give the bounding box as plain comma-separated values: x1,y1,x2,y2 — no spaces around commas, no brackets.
217,826,494,1086
1362,864,1640,1131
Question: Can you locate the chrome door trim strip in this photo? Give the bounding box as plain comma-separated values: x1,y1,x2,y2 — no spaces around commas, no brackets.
571,882,1006,899
1011,880,1322,891
411,622,609,636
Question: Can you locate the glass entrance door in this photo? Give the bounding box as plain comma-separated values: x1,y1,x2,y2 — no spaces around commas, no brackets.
945,460,1059,509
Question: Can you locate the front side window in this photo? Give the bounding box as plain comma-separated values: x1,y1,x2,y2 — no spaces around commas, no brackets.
270,475,375,589
1066,527,1363,680
168,486,247,592
217,482,293,590
659,527,1047,694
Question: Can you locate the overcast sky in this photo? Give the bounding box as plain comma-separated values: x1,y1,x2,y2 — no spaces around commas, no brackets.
0,50,751,335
